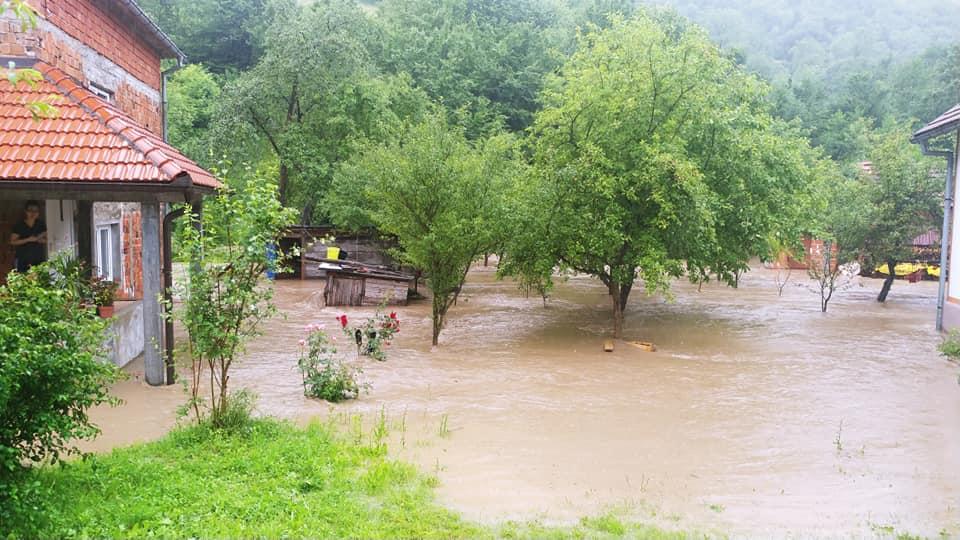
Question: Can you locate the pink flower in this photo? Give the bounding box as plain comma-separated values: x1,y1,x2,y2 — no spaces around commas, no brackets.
298,339,306,346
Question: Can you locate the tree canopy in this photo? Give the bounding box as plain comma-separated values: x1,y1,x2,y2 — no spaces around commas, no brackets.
327,113,521,344
502,13,830,336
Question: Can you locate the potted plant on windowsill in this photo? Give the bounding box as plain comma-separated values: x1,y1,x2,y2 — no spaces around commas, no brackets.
92,278,118,318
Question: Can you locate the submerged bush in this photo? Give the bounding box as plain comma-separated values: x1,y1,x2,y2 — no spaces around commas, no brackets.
297,325,363,402
0,259,119,529
938,330,960,360
337,308,400,362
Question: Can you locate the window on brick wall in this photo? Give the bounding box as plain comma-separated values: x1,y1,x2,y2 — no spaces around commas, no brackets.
88,82,114,101
96,223,121,282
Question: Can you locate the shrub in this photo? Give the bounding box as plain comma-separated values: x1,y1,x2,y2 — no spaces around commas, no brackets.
90,277,118,306
213,389,259,433
298,325,363,402
939,330,960,360
174,173,298,427
0,258,119,528
337,308,400,362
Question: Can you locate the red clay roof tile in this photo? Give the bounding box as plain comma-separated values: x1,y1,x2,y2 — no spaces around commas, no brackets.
0,62,220,190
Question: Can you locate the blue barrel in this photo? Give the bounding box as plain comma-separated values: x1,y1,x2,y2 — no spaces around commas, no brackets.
265,243,277,280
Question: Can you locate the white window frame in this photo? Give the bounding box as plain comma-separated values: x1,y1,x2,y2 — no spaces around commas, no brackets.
96,224,116,281
88,81,114,101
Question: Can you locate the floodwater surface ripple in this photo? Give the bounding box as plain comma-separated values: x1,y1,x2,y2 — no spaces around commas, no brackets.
91,265,960,537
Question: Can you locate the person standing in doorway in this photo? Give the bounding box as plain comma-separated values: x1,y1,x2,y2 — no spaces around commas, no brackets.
9,200,47,273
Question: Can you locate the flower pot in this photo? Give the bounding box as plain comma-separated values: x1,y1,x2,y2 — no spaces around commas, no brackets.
97,305,115,319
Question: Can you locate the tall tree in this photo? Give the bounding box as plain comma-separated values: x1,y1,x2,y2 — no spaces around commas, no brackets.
503,13,825,337
138,0,293,73
327,114,519,345
843,125,943,302
166,64,221,165
373,0,566,135
212,0,431,221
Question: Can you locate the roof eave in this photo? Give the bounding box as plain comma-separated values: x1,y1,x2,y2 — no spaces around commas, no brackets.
113,0,186,62
911,122,960,144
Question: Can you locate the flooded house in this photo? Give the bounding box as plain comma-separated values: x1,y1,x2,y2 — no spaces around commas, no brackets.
912,104,960,330
0,1,219,384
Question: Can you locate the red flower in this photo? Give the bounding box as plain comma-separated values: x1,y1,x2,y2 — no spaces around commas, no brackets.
337,314,348,328
389,312,398,320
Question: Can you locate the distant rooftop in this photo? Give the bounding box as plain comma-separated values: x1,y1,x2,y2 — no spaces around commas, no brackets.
912,104,960,143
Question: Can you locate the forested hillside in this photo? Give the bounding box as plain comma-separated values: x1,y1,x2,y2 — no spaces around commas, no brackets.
138,0,958,223
651,0,958,84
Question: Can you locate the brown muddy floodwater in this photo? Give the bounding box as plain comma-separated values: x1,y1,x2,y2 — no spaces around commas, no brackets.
88,264,960,538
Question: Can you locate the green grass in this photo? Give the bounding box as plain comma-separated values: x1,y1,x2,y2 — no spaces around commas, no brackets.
3,419,696,539
7,420,479,538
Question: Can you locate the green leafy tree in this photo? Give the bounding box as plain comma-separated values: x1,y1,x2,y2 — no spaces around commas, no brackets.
843,124,943,302
166,64,221,164
138,0,294,73
175,171,298,427
504,13,824,338
213,0,430,221
373,0,566,135
0,258,119,529
327,114,519,345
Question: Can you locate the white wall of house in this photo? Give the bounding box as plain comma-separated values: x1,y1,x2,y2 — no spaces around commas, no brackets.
945,149,960,331
950,151,960,301
45,199,76,258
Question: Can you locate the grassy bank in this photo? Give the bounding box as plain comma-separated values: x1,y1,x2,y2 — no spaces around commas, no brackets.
4,419,689,539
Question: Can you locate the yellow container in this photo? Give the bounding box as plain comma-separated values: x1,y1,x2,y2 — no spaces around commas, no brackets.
326,246,341,260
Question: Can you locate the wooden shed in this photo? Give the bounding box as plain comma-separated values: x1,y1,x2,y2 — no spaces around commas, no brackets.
322,260,413,306
278,226,400,280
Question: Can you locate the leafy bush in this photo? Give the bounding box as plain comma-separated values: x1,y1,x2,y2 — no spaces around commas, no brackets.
0,258,119,528
213,388,259,433
336,308,400,362
174,173,298,427
90,277,118,306
938,330,960,360
298,325,363,402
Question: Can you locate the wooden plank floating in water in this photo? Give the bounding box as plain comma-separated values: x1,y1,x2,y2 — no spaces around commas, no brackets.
603,340,615,352
627,340,656,352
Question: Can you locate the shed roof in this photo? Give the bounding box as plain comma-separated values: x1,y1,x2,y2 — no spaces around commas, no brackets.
0,62,219,190
912,104,960,143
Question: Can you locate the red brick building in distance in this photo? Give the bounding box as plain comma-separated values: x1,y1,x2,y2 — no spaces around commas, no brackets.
0,0,219,384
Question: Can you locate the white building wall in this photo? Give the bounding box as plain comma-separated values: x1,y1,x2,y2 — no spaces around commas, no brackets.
45,199,76,258
951,151,960,301
945,148,960,331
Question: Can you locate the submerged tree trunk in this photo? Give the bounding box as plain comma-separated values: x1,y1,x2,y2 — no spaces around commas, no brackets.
432,297,445,346
877,259,896,302
609,282,633,339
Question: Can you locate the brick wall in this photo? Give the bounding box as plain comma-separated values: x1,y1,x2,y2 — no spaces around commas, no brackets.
114,81,161,135
39,0,162,90
0,1,164,134
0,16,41,56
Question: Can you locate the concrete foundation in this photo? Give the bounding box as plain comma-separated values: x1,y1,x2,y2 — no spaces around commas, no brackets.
106,300,143,367
943,301,960,332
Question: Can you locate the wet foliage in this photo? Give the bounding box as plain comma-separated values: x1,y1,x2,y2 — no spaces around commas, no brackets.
0,257,119,532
